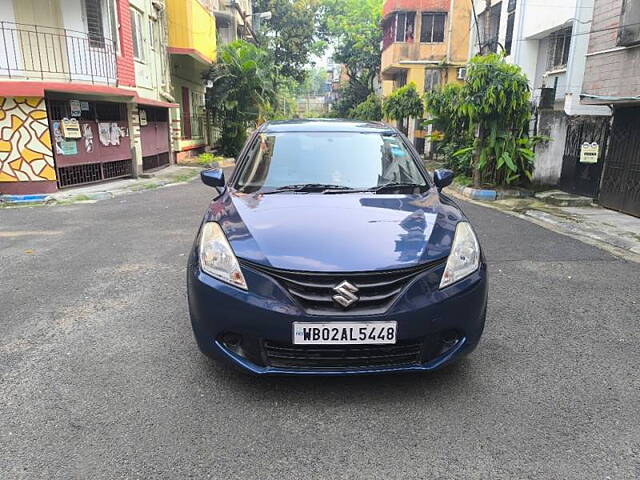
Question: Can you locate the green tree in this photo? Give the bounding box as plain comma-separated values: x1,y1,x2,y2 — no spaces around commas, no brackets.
295,66,329,95
319,0,383,115
382,83,424,133
203,41,274,156
349,93,382,121
424,83,473,175
425,54,541,187
254,0,323,88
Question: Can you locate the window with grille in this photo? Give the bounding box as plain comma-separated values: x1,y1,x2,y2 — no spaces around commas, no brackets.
618,0,640,46
424,69,441,92
85,0,105,48
479,2,502,53
420,13,446,43
505,0,516,55
394,12,416,42
547,27,572,71
130,8,145,61
395,71,407,89
149,18,157,51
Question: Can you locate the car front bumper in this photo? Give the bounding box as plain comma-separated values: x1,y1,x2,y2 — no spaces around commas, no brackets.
187,252,488,376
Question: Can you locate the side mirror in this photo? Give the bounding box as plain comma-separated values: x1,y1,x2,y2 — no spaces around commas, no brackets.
434,169,454,190
201,168,225,188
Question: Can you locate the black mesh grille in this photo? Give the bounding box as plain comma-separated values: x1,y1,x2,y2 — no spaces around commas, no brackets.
57,163,101,187
243,261,444,315
142,152,170,171
57,159,132,188
103,159,132,179
263,340,423,369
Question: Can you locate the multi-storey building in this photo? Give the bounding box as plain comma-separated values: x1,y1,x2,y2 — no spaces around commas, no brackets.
165,0,252,161
581,0,640,217
0,0,182,195
469,0,610,190
380,0,472,150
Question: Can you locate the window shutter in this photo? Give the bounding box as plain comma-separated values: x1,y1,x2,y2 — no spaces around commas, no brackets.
85,0,105,48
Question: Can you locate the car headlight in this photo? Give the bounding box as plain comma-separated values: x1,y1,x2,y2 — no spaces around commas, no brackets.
440,222,480,289
199,222,247,290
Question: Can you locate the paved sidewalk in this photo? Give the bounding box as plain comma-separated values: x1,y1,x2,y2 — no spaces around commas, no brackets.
0,165,204,207
446,187,640,263
50,165,202,202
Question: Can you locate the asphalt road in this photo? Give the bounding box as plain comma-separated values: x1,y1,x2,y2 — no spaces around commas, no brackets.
1,180,639,479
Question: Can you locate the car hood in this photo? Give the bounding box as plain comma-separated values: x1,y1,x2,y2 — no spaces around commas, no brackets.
204,189,465,272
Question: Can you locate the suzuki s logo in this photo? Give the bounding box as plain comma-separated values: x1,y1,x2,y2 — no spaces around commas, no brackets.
332,280,359,308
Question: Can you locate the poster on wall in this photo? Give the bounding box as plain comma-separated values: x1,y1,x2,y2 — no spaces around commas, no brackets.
82,124,94,153
52,121,63,154
60,140,78,156
139,109,148,126
98,122,124,146
80,101,89,111
98,122,110,146
70,100,81,117
110,123,121,146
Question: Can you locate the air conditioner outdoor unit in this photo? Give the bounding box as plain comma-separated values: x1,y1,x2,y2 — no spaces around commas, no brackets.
457,67,467,80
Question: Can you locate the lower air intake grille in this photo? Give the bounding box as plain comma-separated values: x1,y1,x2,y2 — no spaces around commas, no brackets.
263,341,423,369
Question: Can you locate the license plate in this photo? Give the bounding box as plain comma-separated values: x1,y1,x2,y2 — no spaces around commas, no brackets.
292,322,397,345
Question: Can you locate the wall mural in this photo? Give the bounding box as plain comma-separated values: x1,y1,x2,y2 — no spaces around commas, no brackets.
0,97,56,182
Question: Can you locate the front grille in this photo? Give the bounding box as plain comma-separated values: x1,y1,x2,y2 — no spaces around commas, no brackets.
263,340,423,369
243,261,444,315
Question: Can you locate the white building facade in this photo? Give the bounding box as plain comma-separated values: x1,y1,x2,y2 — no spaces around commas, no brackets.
470,0,610,188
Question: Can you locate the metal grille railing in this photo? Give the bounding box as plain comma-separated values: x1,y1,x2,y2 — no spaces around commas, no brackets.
0,21,117,84
57,159,132,188
142,153,170,172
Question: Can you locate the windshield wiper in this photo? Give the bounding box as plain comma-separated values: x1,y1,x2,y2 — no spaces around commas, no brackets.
262,184,354,194
372,182,428,194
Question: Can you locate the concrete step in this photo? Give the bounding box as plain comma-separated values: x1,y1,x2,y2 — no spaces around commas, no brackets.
534,190,594,207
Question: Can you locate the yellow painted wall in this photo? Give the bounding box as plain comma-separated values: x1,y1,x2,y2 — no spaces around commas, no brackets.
407,67,425,92
382,80,395,97
450,0,472,62
381,0,472,85
0,97,56,183
167,0,217,64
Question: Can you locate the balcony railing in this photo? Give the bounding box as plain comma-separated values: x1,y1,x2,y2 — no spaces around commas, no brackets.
0,21,117,85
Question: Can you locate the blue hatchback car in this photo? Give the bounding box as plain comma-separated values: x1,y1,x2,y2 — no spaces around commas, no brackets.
187,120,487,375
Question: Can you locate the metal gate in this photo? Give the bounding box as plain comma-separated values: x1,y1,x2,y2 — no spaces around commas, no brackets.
599,107,640,217
47,99,132,188
559,116,610,198
140,107,171,171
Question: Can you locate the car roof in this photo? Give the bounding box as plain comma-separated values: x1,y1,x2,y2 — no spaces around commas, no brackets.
260,119,396,134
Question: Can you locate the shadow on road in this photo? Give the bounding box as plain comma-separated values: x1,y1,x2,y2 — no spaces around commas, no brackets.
196,353,476,405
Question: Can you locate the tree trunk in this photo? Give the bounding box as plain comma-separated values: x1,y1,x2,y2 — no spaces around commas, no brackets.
472,124,484,188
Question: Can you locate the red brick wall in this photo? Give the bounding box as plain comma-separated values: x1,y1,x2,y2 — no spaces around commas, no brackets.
383,0,450,18
116,0,136,87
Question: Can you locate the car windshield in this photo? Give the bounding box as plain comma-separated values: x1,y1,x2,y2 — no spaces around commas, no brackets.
234,132,428,193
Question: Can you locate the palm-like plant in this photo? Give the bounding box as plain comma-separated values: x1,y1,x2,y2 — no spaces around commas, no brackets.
204,41,275,156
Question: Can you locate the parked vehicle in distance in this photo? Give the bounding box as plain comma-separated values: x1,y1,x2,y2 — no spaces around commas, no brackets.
187,119,487,375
